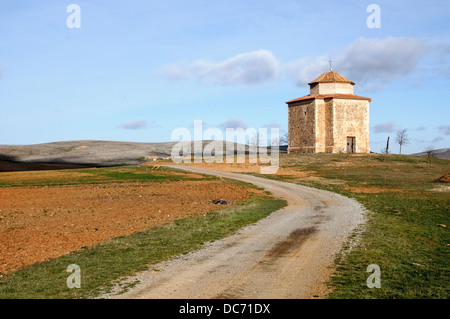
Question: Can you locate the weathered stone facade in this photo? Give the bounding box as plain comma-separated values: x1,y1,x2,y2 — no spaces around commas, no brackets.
287,70,371,154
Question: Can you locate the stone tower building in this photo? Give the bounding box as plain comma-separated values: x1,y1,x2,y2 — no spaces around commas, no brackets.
286,69,371,154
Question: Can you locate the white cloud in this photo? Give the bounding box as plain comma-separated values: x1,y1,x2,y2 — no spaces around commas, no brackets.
337,37,427,84
218,118,248,130
157,50,279,85
372,121,399,133
157,37,431,91
118,120,160,130
409,81,426,88
157,64,191,81
432,136,444,143
284,37,428,89
438,125,450,135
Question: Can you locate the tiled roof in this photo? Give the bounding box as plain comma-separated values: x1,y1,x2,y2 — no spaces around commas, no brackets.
308,71,355,85
286,93,371,104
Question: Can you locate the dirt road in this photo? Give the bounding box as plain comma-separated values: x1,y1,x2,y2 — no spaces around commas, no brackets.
105,166,366,299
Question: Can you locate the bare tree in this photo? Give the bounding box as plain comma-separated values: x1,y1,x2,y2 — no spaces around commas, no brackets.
424,145,435,158
279,132,289,146
379,136,390,162
383,136,390,154
395,129,410,155
424,145,435,174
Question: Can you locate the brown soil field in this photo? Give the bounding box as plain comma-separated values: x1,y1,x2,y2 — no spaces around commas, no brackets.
342,186,416,193
0,178,259,274
0,165,205,186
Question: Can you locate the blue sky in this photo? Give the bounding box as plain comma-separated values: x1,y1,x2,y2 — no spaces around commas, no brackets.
0,0,449,154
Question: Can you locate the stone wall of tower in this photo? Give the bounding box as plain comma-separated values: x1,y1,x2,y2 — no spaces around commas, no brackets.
331,99,370,153
314,99,326,153
287,98,370,154
288,100,316,153
324,99,335,152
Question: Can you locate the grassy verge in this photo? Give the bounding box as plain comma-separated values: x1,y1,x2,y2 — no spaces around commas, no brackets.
0,193,286,299
0,165,211,187
255,153,449,298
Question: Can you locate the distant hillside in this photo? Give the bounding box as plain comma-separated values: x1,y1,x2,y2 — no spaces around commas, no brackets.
0,140,257,169
411,148,450,159
2,140,443,173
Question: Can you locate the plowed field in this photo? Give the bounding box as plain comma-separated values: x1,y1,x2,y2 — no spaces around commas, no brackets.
0,167,259,273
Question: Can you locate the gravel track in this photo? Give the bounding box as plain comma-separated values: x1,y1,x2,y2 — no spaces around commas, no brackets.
103,165,366,299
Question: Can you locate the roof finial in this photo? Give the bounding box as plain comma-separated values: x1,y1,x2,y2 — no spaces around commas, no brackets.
329,58,333,71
